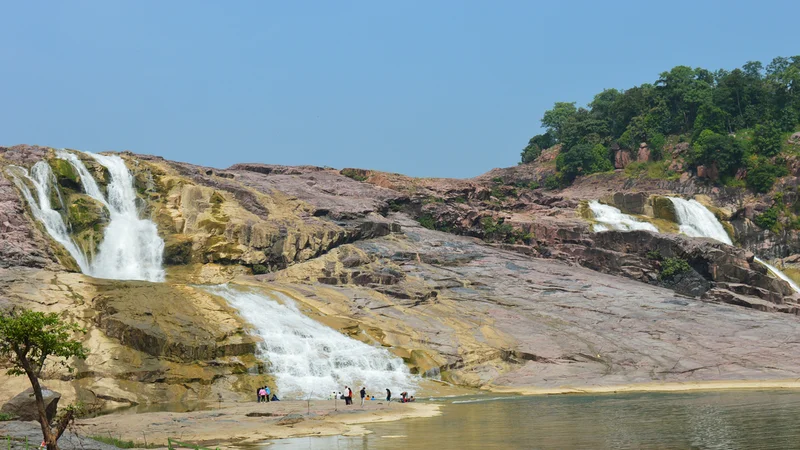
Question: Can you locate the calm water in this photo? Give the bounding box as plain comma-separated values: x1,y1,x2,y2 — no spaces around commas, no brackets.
266,390,800,449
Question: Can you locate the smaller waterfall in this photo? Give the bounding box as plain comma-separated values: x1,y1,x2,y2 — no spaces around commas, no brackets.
668,198,732,245
755,257,800,293
588,201,658,232
668,197,800,293
205,285,417,399
6,164,91,272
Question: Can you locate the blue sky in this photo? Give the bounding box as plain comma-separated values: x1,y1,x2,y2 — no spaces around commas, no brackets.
2,1,798,178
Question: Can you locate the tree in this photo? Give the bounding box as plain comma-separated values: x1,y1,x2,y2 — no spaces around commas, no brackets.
0,310,87,450
520,132,555,163
541,102,577,141
752,122,784,157
556,143,613,182
691,129,746,175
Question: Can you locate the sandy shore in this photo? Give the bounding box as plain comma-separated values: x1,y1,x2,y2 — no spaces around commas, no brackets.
488,378,800,395
74,399,440,448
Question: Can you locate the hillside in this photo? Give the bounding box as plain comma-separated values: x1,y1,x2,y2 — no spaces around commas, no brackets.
2,143,800,413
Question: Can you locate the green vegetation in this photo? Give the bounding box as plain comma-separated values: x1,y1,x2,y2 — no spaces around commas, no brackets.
341,168,368,182
480,217,533,244
251,264,269,275
0,310,87,450
520,56,800,191
754,206,781,233
660,257,692,280
90,436,161,449
418,213,436,230
0,412,15,421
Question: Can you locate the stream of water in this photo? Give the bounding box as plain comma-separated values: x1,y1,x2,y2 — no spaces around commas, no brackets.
203,285,417,399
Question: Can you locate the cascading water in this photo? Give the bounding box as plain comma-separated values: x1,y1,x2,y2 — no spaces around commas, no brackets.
667,198,733,245
6,163,91,272
667,197,800,293
205,284,417,399
77,152,165,282
588,201,658,232
10,150,164,282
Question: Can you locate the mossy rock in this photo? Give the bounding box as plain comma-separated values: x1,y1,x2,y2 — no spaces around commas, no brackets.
49,159,82,191
164,234,194,265
651,196,677,223
67,194,108,233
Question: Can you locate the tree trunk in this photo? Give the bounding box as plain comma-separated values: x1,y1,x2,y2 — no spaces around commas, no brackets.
19,355,58,450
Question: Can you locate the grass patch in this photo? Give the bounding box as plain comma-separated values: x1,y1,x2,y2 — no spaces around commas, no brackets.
0,412,15,421
89,436,161,449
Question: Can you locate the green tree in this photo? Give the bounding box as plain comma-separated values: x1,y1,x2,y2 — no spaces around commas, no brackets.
541,102,577,141
0,310,87,450
746,157,788,193
692,129,746,175
751,122,783,157
556,143,613,182
520,132,555,163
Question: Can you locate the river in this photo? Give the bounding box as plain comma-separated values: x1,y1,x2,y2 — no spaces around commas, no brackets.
266,390,800,449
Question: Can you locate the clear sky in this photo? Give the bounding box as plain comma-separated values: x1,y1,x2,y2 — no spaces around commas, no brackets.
2,1,798,178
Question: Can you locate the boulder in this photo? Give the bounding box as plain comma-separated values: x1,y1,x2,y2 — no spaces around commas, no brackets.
614,150,631,169
49,159,82,191
651,196,677,223
788,132,800,145
1,388,61,422
609,192,647,215
637,144,650,163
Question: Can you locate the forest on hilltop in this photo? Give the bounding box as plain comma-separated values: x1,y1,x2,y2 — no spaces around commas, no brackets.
521,56,800,195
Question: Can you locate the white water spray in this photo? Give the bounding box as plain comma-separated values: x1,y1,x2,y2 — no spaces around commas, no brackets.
668,197,800,293
588,201,658,232
205,284,417,399
6,164,91,272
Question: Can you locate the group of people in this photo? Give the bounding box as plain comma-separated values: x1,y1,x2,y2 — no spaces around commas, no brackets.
256,385,279,402
257,385,413,404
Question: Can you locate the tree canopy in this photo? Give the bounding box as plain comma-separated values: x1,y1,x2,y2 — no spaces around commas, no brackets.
520,55,800,190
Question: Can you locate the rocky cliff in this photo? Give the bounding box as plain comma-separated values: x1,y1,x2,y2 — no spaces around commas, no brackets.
2,144,800,411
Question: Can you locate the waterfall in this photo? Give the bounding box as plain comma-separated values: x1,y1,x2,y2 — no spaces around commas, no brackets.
667,198,733,245
668,197,800,293
11,150,165,282
205,284,417,399
6,164,91,272
80,152,165,282
588,201,658,232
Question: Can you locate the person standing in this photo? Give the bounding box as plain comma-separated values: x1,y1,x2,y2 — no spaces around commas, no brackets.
265,386,271,403
343,386,350,405
256,387,262,402
386,388,391,402
258,387,266,403
360,387,367,406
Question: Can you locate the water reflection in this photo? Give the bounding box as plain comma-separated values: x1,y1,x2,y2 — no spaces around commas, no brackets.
265,390,800,449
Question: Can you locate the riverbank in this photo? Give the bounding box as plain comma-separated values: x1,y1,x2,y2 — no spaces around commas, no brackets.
73,399,440,447
489,379,800,396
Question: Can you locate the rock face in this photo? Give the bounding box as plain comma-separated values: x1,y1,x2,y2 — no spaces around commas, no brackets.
2,144,800,407
1,388,61,422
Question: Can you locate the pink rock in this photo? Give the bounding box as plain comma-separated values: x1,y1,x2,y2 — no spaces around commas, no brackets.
614,150,631,169
637,146,650,163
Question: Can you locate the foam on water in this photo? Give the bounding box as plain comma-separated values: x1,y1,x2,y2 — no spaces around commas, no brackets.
588,201,658,232
204,284,417,399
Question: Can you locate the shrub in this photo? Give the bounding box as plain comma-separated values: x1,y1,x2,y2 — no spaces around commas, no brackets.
543,174,562,190
341,168,367,182
754,206,781,233
660,257,691,280
418,214,436,230
251,264,269,275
